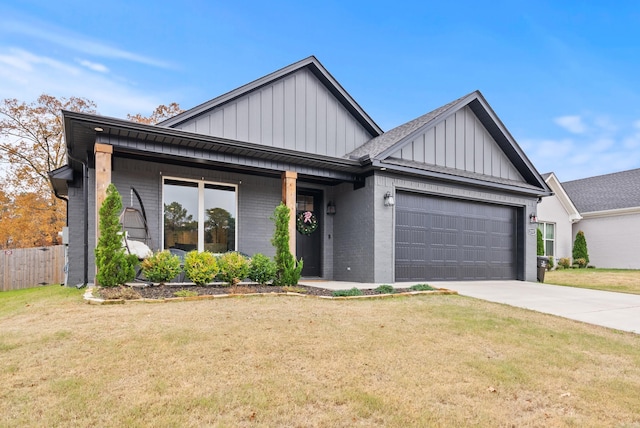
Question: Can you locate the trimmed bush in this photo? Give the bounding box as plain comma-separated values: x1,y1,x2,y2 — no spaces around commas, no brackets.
574,258,587,268
375,284,395,294
410,284,436,291
184,251,219,285
558,257,571,269
271,203,303,286
248,253,277,285
537,228,544,256
141,250,182,283
174,290,198,298
332,288,363,297
95,184,137,287
217,252,250,286
572,230,590,266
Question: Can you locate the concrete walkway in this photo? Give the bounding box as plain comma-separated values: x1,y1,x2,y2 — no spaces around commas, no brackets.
298,279,640,334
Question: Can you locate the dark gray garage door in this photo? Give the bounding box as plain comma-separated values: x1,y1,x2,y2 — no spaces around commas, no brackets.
395,192,517,281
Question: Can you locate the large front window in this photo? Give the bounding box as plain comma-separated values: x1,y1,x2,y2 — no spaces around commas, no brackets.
163,178,237,253
538,222,555,257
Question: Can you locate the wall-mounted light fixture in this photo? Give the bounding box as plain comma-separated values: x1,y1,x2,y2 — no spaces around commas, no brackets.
326,201,336,215
384,191,395,207
529,213,538,223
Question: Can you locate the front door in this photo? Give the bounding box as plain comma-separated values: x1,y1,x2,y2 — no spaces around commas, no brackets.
296,190,322,277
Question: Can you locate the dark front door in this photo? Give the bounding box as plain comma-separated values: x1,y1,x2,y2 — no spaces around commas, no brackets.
296,190,322,277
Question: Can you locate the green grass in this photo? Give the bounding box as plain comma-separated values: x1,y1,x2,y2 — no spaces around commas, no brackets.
545,268,640,295
1,285,640,426
0,285,84,317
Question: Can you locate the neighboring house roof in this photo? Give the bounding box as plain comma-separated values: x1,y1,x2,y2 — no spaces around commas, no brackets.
160,55,383,138
541,172,582,222
563,168,640,213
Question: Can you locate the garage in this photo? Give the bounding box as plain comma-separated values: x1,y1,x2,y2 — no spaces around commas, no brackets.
395,192,518,281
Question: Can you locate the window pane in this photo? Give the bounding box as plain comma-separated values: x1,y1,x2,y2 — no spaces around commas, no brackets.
545,241,554,256
164,182,198,251
204,184,236,253
545,223,555,240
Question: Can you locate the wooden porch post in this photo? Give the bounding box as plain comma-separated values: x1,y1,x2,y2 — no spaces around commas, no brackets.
282,171,297,257
94,143,113,243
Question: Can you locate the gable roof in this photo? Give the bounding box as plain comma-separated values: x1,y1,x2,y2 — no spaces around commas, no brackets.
348,90,549,193
542,172,582,222
563,168,640,213
160,56,383,137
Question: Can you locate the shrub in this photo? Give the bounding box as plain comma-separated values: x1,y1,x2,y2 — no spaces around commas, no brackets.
184,251,219,285
217,252,250,286
248,253,277,285
587,265,596,269
271,203,303,286
95,184,137,287
375,284,395,294
332,288,363,297
558,257,571,269
410,284,436,291
536,228,544,256
574,258,587,268
141,250,182,283
174,289,198,298
547,257,555,271
572,230,590,265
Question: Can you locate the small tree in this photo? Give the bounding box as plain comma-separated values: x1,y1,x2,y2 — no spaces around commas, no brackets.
572,230,590,266
536,228,544,256
271,203,303,286
95,184,137,287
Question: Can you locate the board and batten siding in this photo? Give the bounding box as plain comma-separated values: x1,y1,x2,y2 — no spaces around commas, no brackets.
390,106,524,182
174,68,374,157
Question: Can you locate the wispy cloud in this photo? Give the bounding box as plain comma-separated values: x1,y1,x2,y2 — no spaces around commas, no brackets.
521,115,640,181
554,115,587,134
2,20,172,69
77,59,109,73
0,47,161,118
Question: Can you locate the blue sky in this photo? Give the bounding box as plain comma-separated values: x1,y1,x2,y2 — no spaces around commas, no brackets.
1,1,639,181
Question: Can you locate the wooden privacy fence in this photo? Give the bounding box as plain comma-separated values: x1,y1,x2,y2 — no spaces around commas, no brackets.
1,246,65,291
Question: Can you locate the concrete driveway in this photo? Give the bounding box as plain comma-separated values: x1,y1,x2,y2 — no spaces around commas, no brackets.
300,279,640,334
422,280,640,334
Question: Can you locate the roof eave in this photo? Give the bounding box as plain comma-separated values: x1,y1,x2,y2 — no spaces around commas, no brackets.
372,160,551,197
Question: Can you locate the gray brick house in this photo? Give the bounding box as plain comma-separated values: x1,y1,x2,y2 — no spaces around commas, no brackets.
50,56,550,286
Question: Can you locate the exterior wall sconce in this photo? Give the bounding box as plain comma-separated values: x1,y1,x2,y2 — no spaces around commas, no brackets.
529,213,538,223
326,201,336,215
384,191,395,207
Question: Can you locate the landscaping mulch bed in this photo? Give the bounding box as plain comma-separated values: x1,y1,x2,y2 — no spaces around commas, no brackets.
97,283,417,300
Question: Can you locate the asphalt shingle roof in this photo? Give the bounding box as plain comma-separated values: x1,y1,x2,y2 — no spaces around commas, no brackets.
562,168,640,212
346,92,473,160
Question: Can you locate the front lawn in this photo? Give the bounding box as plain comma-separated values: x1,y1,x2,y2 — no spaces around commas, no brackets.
1,286,639,426
545,268,640,295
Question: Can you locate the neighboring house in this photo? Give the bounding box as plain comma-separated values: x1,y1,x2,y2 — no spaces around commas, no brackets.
50,56,550,286
562,169,640,269
536,172,582,264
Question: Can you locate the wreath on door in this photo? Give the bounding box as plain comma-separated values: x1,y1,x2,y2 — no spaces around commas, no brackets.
296,211,318,235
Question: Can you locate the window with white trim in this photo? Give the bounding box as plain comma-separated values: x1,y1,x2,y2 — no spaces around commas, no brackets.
163,178,237,253
537,222,555,257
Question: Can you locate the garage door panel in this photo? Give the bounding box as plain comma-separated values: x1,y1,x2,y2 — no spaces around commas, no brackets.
395,192,516,281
